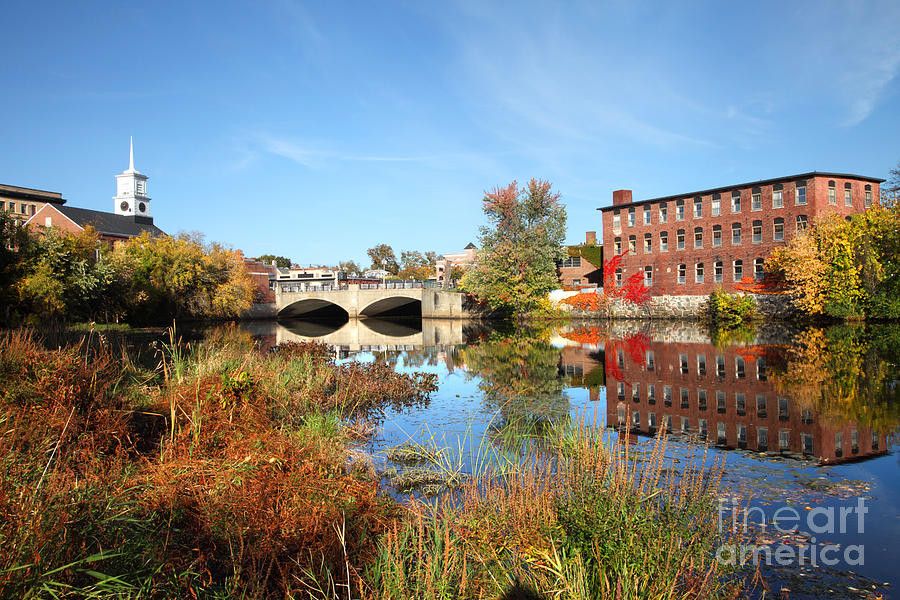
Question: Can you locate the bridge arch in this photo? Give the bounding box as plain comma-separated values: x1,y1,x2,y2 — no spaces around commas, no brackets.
277,298,350,320
359,296,422,318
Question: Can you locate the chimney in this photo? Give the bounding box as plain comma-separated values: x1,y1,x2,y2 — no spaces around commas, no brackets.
585,231,597,245
612,189,633,206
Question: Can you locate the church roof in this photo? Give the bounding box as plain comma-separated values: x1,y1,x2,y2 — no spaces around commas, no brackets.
55,205,165,238
464,242,477,249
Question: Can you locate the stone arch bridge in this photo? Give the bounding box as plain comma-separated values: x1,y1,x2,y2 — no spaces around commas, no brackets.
275,285,471,319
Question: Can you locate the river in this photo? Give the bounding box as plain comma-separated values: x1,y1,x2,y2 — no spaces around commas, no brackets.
237,317,899,599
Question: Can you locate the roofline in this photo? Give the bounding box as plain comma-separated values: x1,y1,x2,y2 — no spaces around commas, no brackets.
597,172,886,212
0,184,66,204
24,203,83,231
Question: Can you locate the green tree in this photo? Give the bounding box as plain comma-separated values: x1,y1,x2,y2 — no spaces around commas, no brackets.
461,179,567,317
0,213,35,324
366,244,399,275
16,226,126,322
255,254,292,268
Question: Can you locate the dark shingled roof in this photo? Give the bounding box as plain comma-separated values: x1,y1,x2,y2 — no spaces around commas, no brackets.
56,205,165,238
464,242,477,249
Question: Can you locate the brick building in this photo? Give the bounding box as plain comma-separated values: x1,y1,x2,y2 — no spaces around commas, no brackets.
605,337,889,463
598,172,884,295
1,184,66,227
557,231,603,288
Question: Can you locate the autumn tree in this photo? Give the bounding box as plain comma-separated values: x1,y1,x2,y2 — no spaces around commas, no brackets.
767,202,900,318
366,244,399,275
461,179,567,316
886,159,900,193
110,232,254,322
398,250,436,280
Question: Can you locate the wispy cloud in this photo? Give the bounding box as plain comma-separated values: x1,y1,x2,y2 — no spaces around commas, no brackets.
247,133,504,170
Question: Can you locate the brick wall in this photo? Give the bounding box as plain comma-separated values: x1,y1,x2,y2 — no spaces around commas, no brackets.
600,174,881,295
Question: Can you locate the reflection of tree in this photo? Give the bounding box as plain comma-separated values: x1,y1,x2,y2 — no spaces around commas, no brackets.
777,325,900,432
460,325,569,427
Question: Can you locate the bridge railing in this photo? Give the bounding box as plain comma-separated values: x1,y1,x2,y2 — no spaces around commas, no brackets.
278,281,426,292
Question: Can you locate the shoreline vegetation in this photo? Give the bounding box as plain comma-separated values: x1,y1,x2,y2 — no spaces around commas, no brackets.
0,325,750,599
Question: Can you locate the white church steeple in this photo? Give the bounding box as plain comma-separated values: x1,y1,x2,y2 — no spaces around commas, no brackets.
114,137,151,217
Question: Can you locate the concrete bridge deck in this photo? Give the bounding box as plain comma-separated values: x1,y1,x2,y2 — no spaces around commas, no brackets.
274,284,471,319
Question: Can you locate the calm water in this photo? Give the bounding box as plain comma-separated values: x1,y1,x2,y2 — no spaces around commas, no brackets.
240,317,900,599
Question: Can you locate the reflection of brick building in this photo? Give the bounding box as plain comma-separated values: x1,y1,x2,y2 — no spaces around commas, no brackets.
557,231,603,288
560,344,604,402
605,338,889,463
598,172,884,296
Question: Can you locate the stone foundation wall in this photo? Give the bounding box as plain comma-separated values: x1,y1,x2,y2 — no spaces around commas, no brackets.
561,293,798,320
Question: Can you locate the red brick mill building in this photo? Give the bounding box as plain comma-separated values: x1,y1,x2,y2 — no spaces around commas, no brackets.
598,172,883,296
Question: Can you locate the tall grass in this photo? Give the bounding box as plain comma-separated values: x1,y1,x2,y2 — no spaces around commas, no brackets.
1,326,746,599
367,425,743,600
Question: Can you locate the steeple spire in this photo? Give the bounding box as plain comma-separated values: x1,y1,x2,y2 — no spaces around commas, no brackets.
129,136,134,171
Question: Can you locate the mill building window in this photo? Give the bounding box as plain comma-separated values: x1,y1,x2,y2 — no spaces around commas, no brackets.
772,184,783,208
844,182,852,207
613,211,621,229
660,232,668,252
732,192,741,213
711,194,721,217
733,259,743,281
615,269,623,287
751,188,761,211
752,220,762,243
676,229,685,250
712,224,722,247
677,264,686,284
643,206,651,225
865,185,872,208
694,227,703,248
644,233,652,253
828,181,836,205
714,261,723,283
676,200,685,221
628,208,635,227
628,235,636,253
614,237,622,254
772,217,784,242
695,262,704,283
558,257,582,268
754,258,765,280
731,222,742,245
644,266,653,287
773,217,784,241
796,215,808,232
659,203,668,223
796,183,807,205
693,197,702,219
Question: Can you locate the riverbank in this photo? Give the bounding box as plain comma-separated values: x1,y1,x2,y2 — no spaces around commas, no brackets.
555,292,801,320
0,325,746,599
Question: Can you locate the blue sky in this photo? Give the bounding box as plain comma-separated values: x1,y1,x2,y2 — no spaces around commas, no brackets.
2,1,899,266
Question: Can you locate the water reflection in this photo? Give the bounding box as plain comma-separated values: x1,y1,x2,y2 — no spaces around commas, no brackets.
242,318,900,465
601,322,900,464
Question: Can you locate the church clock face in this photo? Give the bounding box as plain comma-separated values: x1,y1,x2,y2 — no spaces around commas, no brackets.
138,202,146,213
120,201,129,211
